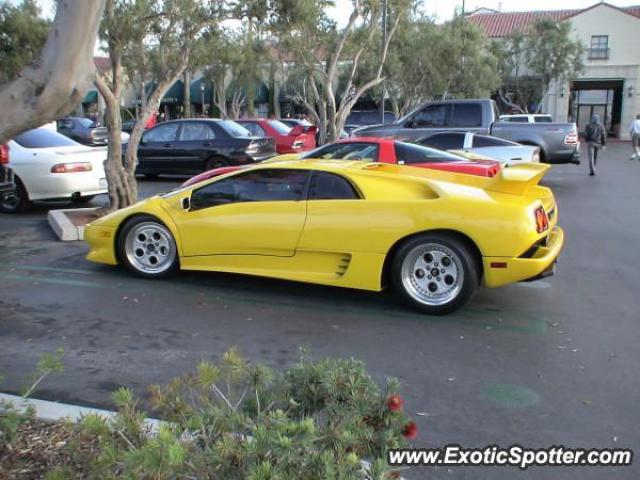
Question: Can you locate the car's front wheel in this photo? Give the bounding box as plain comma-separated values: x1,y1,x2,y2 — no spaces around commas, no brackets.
117,215,179,278
0,177,30,214
391,233,479,315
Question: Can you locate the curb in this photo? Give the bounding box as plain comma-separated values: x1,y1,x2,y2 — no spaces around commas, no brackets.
0,393,160,432
47,207,99,242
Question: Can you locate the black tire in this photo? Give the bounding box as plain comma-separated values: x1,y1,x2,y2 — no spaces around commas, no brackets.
205,157,227,171
117,215,179,279
71,195,96,205
0,177,30,214
390,233,479,315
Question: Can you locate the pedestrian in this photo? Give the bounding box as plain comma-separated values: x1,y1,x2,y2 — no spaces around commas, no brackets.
584,113,606,176
629,114,640,160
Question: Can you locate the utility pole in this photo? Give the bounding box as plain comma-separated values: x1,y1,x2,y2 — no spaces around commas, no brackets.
380,0,387,124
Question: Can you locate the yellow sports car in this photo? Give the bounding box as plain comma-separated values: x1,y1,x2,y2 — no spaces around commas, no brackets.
85,159,563,315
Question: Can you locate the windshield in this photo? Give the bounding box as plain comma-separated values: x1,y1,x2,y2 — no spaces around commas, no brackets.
268,120,292,135
13,128,79,148
78,118,96,128
218,120,252,137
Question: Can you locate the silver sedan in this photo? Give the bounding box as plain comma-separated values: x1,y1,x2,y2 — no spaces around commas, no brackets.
416,131,540,166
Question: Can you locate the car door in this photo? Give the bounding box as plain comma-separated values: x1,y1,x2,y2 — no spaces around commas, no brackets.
138,123,180,173
176,168,310,257
174,122,218,174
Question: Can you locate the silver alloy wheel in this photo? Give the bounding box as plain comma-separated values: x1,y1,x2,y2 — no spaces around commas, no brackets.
124,222,176,275
400,243,464,306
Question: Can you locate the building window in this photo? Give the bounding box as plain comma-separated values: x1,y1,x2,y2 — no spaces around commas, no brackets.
588,35,609,60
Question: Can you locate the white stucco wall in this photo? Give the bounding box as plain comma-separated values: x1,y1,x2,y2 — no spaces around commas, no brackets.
558,4,640,139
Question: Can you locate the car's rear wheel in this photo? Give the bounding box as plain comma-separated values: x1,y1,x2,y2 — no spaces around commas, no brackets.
71,195,96,204
0,177,30,214
205,157,227,171
117,215,178,278
391,233,479,315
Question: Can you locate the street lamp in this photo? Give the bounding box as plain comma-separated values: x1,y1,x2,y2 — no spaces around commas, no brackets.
200,82,205,116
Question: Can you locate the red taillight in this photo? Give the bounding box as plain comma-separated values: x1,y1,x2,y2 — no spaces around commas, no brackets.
50,162,92,173
535,205,549,233
0,144,9,164
564,132,578,145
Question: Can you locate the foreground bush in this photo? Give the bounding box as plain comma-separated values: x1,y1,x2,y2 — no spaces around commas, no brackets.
49,349,416,479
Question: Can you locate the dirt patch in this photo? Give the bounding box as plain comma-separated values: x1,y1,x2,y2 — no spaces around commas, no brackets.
65,210,99,228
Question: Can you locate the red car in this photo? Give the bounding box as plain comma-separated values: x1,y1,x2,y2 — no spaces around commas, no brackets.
236,119,316,154
181,137,501,188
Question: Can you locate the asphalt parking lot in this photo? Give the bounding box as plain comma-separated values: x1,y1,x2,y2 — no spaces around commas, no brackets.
1,143,639,479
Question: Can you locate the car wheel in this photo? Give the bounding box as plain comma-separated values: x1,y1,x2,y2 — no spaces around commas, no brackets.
117,215,179,278
71,195,96,204
205,157,227,171
0,177,30,214
391,233,479,315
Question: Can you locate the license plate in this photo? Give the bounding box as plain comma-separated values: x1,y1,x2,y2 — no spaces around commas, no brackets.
99,178,108,189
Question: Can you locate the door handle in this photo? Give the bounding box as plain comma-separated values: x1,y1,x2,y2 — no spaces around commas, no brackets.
163,143,173,148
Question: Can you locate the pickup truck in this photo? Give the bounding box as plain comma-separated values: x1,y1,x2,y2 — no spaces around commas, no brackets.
352,99,580,164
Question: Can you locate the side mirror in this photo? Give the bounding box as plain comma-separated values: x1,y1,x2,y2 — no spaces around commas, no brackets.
182,196,190,210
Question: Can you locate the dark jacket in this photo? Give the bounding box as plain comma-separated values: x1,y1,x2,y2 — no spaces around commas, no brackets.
585,120,606,147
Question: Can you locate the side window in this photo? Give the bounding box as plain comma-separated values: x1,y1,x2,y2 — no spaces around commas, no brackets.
451,104,482,127
179,122,216,141
413,105,448,128
534,116,552,123
57,119,73,129
394,142,462,164
190,169,309,210
472,135,511,148
143,123,179,143
238,122,266,137
420,133,464,150
509,116,528,123
308,171,360,200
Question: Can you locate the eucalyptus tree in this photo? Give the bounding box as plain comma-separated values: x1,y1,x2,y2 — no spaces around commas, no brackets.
0,0,106,143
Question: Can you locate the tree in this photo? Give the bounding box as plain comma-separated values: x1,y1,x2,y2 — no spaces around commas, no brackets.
96,0,218,212
274,0,410,143
493,20,583,113
0,0,106,144
0,0,50,84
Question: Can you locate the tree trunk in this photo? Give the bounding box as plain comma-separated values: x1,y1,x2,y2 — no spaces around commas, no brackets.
183,69,192,118
0,0,107,143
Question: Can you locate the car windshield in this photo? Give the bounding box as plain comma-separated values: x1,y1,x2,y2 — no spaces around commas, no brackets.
13,128,79,148
78,118,96,128
218,120,252,137
268,120,292,134
395,142,466,164
301,142,379,161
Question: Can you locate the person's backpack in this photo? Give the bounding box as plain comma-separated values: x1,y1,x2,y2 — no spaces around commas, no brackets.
584,123,596,142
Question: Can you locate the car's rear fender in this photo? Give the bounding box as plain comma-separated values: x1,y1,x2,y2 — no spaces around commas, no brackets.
381,229,484,289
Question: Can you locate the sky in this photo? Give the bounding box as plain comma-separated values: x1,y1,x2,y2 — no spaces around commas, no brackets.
23,0,640,24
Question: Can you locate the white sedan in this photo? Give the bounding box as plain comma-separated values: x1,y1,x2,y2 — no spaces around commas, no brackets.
416,131,540,166
0,127,108,213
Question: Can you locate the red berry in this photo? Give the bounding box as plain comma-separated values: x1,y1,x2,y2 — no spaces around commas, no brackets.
387,394,404,412
402,422,418,440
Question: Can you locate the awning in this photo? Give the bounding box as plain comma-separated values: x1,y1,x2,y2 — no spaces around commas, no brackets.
145,80,185,105
190,78,213,104
83,90,98,104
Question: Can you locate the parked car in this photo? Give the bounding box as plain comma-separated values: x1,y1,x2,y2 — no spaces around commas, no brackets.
236,119,316,154
499,114,553,123
57,117,108,146
344,110,396,135
0,128,108,213
85,159,563,315
416,131,540,166
122,113,159,134
180,137,502,188
280,118,348,139
130,119,276,178
352,99,579,164
0,144,16,203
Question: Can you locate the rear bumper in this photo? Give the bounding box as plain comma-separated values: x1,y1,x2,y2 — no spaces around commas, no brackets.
547,148,580,164
27,172,107,201
483,226,564,288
